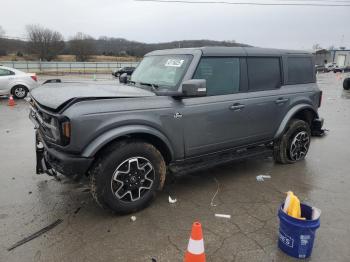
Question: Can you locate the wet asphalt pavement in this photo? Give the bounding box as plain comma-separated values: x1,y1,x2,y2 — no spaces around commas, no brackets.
0,73,350,261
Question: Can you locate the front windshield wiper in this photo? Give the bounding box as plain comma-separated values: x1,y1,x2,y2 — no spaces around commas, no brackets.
136,82,160,92
139,82,159,88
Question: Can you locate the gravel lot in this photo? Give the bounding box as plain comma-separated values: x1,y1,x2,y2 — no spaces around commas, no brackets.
0,73,350,261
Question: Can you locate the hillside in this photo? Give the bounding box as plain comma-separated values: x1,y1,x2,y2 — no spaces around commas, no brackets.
0,37,250,61
93,38,250,57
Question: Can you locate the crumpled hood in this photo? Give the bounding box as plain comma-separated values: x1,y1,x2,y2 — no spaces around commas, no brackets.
30,82,155,110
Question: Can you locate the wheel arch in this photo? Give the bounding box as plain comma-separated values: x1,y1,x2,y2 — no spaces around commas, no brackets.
274,105,318,139
82,125,174,164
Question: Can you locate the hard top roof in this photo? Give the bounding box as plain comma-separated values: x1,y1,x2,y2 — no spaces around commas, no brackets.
147,46,311,57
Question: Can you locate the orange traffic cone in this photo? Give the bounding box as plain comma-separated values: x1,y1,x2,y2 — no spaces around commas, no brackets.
8,95,15,106
184,221,206,262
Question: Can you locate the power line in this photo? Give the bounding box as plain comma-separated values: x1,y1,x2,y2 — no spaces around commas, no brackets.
274,0,350,2
135,0,350,6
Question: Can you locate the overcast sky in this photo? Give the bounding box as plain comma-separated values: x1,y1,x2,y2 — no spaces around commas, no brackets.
1,0,349,50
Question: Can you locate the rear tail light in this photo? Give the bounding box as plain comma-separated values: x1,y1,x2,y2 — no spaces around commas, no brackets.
318,91,322,107
31,75,37,82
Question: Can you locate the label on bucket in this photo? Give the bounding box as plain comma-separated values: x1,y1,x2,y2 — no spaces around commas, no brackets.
298,235,311,258
279,230,294,248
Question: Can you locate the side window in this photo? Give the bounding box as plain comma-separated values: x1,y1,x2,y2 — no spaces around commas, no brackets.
247,57,281,91
193,57,240,96
287,57,314,84
0,69,13,76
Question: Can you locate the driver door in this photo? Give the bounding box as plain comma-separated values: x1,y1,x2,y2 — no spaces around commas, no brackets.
181,57,247,157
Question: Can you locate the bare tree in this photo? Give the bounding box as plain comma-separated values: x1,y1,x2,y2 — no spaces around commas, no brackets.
0,26,5,37
69,32,95,62
312,43,322,51
0,26,6,56
26,24,65,61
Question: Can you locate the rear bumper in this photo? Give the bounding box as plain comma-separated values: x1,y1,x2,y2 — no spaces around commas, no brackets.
36,131,94,178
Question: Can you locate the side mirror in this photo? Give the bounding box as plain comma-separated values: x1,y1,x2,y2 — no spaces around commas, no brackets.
119,73,128,84
181,79,207,97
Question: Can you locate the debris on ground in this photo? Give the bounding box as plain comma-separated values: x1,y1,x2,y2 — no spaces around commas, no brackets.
215,214,231,219
28,191,32,194
256,175,271,182
130,216,136,222
5,129,10,133
74,207,81,214
312,128,329,137
7,219,63,251
168,196,177,204
210,177,220,207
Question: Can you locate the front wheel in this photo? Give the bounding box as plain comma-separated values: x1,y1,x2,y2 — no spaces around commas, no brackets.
90,140,166,214
273,119,311,164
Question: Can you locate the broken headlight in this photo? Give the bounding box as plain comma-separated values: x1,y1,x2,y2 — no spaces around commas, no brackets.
40,112,71,146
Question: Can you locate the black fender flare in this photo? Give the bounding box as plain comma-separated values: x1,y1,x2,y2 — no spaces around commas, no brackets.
81,125,175,160
274,104,318,139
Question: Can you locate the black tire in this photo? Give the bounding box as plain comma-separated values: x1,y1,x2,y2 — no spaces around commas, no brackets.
12,85,28,99
343,78,350,90
90,140,166,214
273,119,311,164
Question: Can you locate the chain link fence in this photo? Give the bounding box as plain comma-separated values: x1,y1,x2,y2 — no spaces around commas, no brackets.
0,61,139,74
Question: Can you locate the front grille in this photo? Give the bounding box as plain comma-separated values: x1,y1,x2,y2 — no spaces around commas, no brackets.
30,100,60,143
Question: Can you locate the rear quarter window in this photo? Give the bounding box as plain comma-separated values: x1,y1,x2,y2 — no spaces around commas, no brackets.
287,57,315,84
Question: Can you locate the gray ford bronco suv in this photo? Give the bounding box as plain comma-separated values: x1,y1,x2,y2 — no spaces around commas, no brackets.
29,47,324,214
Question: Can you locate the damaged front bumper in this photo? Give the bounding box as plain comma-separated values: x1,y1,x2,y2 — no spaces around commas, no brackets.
35,131,94,179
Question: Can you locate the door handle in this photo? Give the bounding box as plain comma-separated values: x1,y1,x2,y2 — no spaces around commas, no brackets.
275,98,289,104
230,103,245,111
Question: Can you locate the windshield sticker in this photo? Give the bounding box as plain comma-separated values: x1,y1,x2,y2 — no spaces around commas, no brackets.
165,59,184,67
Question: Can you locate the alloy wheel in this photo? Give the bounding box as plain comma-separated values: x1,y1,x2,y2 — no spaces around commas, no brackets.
289,131,310,161
111,157,154,202
14,87,26,98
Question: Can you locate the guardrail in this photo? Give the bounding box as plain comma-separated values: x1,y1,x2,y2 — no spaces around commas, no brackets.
0,61,139,74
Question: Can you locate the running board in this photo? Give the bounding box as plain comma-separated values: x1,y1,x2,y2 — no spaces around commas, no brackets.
169,145,273,175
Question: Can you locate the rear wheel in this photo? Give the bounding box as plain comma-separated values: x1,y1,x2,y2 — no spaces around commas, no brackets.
90,140,166,214
12,85,28,99
273,119,311,164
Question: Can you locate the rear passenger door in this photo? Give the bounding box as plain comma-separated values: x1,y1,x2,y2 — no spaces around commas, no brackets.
242,57,287,140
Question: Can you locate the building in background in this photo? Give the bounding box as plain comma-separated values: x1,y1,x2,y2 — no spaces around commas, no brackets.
315,48,350,69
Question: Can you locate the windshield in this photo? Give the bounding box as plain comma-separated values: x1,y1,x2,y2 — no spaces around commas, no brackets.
130,55,192,90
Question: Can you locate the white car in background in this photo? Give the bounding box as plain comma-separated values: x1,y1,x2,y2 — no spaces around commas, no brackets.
324,62,337,72
0,65,38,99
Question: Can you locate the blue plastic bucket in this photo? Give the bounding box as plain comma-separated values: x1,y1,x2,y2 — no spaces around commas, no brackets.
278,203,320,259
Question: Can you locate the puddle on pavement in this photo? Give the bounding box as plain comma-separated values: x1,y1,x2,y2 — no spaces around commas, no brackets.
341,90,350,99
